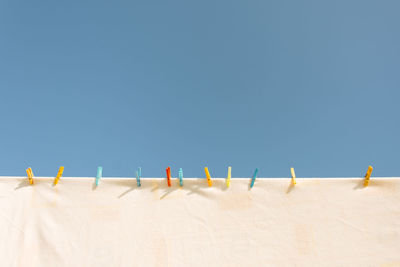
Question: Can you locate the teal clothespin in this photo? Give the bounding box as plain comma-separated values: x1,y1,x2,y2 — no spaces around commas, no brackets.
96,166,103,186
178,168,183,186
136,167,141,187
250,168,258,188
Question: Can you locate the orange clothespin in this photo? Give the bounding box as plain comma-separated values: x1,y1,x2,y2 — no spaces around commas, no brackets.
53,166,64,186
290,167,296,185
204,167,213,187
166,167,171,187
363,166,373,187
26,167,34,185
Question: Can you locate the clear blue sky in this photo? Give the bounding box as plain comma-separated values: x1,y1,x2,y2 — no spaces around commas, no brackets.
0,0,399,178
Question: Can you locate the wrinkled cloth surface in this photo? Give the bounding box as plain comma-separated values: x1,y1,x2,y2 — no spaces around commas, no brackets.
0,177,399,267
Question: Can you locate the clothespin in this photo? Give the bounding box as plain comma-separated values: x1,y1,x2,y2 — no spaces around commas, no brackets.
26,167,34,185
226,166,232,187
204,167,213,187
166,167,171,187
96,166,103,186
290,167,296,185
136,167,141,187
178,168,183,187
53,166,64,186
363,165,373,187
250,168,258,188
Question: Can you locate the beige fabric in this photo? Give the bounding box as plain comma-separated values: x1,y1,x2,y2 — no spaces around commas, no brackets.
0,177,400,267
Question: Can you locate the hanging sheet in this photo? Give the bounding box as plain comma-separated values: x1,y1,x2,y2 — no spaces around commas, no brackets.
0,177,399,266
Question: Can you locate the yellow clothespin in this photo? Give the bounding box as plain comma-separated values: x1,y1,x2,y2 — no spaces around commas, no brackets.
204,167,213,187
26,167,34,185
363,165,373,187
226,166,231,188
290,167,296,185
53,166,64,186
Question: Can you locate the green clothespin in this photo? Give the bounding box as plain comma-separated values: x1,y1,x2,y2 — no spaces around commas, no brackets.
178,168,183,186
250,168,258,188
136,167,141,187
96,166,103,186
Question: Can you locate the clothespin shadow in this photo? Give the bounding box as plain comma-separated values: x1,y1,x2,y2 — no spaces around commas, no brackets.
160,185,179,199
146,168,176,199
148,176,228,199
15,179,31,190
185,178,227,196
286,167,296,194
119,183,153,198
118,177,153,199
151,177,209,198
185,178,214,197
185,179,226,200
353,165,374,190
249,168,258,190
150,179,160,193
118,185,135,198
213,178,227,191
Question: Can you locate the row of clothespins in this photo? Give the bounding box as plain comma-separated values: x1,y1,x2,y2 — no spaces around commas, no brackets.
25,165,375,188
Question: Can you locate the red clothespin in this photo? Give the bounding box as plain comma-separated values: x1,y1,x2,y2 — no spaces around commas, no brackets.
166,166,171,187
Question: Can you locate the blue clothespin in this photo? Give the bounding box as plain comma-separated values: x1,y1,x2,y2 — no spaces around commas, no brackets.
136,167,141,187
178,168,183,186
96,166,103,186
250,168,258,188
